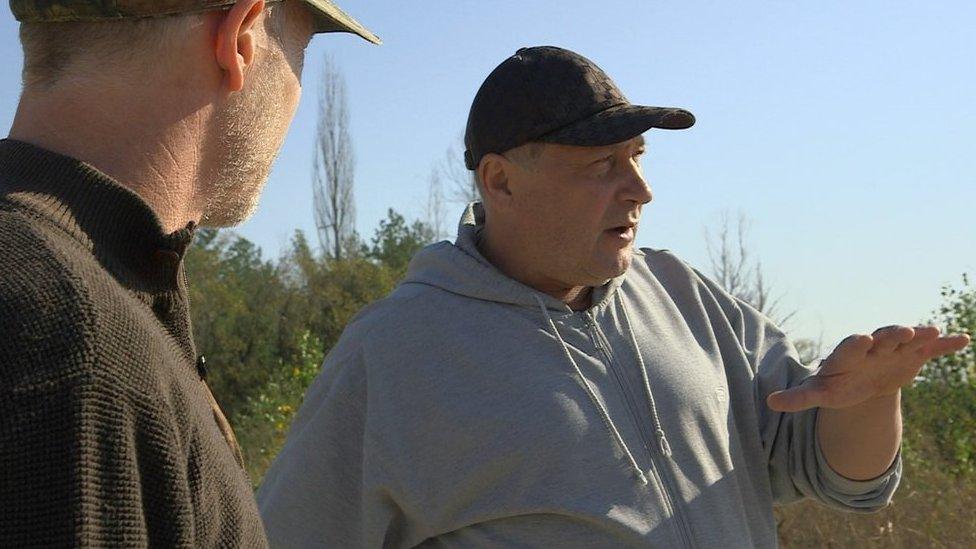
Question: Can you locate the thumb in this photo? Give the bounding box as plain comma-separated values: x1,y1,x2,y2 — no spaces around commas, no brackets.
766,381,824,413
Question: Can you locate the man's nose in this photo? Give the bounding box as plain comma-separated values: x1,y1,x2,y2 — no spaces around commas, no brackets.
620,165,652,205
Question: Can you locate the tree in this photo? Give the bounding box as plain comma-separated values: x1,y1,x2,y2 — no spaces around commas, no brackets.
922,274,975,384
425,166,449,241
436,139,480,205
369,208,436,276
704,211,822,363
705,211,793,325
312,55,356,260
185,229,291,420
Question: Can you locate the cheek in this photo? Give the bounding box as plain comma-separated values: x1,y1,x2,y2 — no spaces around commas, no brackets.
276,54,303,118
553,188,612,257
518,176,608,250
286,81,301,115
576,184,616,231
287,48,306,82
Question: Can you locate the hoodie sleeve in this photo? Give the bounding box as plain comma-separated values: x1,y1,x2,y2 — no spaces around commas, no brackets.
256,329,413,548
693,270,901,512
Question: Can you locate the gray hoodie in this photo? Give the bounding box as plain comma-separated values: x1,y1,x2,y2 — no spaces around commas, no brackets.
257,204,901,548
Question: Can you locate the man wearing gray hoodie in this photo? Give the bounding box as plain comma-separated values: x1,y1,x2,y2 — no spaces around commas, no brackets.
257,46,970,548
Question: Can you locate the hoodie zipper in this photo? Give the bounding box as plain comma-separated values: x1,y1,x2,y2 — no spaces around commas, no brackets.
584,311,695,549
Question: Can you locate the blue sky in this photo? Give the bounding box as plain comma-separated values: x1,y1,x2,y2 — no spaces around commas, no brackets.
1,1,973,349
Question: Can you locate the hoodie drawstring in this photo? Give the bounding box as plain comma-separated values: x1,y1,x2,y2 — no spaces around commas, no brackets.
534,294,676,485
618,294,673,459
533,295,649,486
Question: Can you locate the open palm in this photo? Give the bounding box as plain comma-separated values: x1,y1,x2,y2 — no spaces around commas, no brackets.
767,325,971,412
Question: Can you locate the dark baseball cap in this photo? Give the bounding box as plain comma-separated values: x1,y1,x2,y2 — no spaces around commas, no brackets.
9,0,380,44
464,46,694,170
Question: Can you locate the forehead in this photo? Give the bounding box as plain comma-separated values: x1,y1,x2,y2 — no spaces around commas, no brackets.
542,135,646,161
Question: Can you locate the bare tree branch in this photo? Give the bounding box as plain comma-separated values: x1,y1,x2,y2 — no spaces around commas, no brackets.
425,167,449,241
705,211,825,363
705,211,795,327
438,139,479,205
312,55,356,260
794,333,825,365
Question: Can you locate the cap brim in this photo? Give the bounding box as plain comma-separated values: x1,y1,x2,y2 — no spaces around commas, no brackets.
540,104,694,147
302,0,381,44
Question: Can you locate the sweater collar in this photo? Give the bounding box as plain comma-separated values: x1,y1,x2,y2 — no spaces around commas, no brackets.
0,138,196,291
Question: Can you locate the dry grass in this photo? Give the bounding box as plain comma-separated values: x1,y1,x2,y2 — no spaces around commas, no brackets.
777,445,976,547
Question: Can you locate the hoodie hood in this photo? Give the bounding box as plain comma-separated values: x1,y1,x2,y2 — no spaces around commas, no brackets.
402,202,626,312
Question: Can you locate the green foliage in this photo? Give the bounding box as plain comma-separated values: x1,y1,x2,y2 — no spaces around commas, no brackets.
185,209,436,485
186,229,291,420
899,273,976,478
773,276,976,546
281,229,399,348
923,274,975,384
233,330,325,486
368,208,436,276
902,382,976,477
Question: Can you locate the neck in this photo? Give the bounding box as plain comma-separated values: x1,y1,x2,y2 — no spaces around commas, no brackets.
478,220,593,311
9,81,213,233
562,286,594,311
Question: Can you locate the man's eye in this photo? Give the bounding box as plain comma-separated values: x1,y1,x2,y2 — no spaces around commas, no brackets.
632,148,646,159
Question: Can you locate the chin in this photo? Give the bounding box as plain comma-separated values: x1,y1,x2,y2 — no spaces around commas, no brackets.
610,247,635,275
608,260,631,278
200,192,262,228
587,250,634,283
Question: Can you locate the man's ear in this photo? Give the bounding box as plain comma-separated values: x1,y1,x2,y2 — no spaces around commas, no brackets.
478,153,516,209
214,0,266,92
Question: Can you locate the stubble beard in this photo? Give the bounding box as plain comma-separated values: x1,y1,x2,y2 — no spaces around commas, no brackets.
201,44,291,228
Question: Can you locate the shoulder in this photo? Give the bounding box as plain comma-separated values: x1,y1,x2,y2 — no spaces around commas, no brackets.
314,280,491,391
632,247,723,296
341,281,461,340
631,247,750,320
0,207,160,395
633,247,785,343
0,208,101,391
0,218,184,434
634,247,699,279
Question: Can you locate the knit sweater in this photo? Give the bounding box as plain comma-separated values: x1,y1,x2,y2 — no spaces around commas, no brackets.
0,139,267,547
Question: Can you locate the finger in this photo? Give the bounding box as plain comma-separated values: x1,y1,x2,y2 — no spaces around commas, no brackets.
897,325,940,353
922,334,972,359
829,334,874,365
766,379,827,413
870,325,915,355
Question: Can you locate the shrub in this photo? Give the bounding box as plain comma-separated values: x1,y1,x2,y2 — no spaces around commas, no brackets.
234,330,325,486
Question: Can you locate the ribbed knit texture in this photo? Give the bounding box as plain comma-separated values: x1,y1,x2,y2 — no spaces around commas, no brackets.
0,139,267,547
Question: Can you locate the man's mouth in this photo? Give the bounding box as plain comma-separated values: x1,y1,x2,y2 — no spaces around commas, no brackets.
606,223,637,242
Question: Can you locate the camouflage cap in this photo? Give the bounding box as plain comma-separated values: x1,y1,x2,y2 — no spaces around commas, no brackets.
9,0,380,43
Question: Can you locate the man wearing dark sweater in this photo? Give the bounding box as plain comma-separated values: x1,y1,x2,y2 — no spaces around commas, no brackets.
0,0,378,546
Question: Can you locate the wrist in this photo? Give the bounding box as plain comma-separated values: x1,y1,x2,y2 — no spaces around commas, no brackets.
817,390,902,480
818,392,900,435
862,388,901,406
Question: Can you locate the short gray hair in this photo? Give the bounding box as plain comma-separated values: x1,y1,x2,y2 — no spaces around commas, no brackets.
473,141,545,199
19,3,286,90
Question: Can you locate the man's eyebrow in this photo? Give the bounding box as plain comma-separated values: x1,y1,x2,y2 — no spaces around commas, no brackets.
614,135,645,152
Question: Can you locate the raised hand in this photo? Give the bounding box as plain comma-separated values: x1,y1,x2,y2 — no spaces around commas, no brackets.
767,325,971,413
